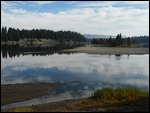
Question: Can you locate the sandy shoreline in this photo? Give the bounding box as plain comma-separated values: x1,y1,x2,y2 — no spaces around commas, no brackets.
62,45,149,55
1,83,149,112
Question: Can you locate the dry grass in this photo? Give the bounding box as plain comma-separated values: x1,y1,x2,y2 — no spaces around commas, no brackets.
11,106,33,112
92,87,149,102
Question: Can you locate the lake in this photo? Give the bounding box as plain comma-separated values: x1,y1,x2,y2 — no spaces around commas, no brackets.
1,49,149,109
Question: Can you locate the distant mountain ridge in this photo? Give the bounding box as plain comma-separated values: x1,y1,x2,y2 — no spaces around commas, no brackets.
83,34,114,39
83,34,126,39
83,34,149,41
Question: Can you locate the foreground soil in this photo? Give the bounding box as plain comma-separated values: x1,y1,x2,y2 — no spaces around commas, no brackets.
1,98,149,112
63,45,149,54
1,83,62,106
1,83,149,112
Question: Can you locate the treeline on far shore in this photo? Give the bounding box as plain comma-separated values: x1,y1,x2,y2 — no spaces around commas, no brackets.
1,26,86,42
91,33,149,47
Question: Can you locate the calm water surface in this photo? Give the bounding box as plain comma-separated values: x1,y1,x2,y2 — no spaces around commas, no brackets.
1,52,149,109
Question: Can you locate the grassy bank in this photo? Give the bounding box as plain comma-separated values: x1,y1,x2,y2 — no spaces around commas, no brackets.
92,87,148,102
2,87,149,112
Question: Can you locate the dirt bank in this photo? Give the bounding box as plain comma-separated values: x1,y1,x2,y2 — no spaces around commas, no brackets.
1,98,149,112
1,83,63,106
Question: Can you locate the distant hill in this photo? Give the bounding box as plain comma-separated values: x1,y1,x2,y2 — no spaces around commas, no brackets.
131,36,149,43
131,36,149,47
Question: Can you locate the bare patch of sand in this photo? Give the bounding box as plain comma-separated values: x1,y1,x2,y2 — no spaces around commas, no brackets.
63,45,149,54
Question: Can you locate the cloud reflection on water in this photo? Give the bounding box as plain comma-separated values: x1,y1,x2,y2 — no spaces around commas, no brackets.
1,53,149,88
1,53,149,110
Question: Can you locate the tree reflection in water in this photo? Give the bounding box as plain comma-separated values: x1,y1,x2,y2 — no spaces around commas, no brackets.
115,54,122,61
1,44,83,58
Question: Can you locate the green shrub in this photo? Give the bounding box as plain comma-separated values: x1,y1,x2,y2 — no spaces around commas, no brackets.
93,87,149,101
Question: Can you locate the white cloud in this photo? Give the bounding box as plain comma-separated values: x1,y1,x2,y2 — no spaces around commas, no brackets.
66,1,78,4
1,1,16,9
10,8,27,14
122,1,149,5
1,2,149,36
1,1,14,7
77,1,149,8
77,1,116,7
31,1,54,5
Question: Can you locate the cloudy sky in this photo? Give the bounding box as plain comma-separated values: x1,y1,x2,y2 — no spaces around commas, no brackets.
1,1,149,36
